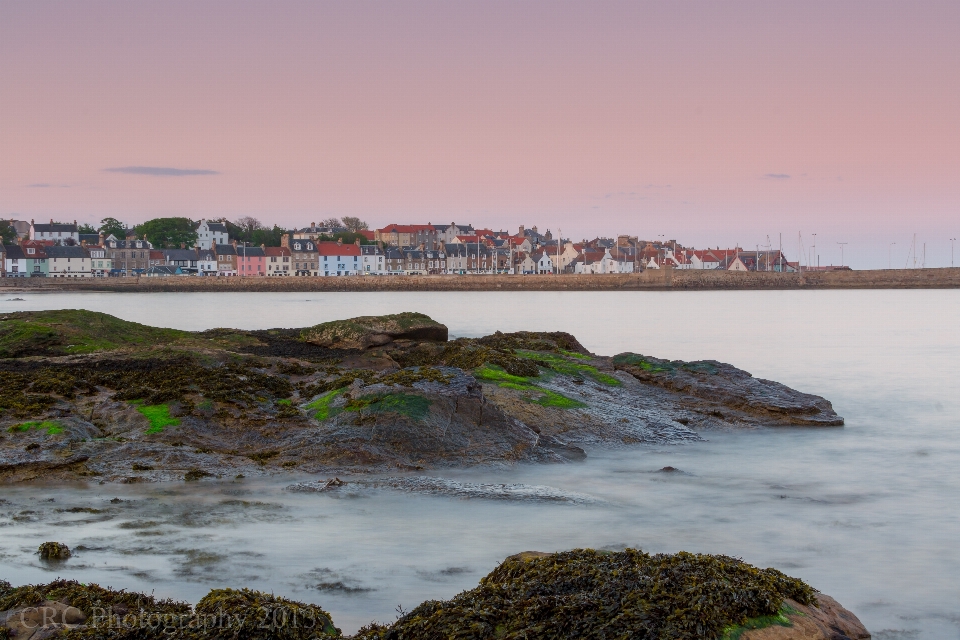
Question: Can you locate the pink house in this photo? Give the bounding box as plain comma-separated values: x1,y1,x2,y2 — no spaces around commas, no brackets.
235,242,266,276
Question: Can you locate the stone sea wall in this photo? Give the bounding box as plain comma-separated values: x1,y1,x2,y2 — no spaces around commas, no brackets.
2,267,960,292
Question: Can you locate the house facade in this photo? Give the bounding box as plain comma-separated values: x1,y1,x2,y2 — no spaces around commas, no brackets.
384,247,405,274
195,220,229,250
163,248,199,273
213,244,237,276
22,241,50,277
360,245,385,275
30,220,79,245
376,224,440,249
317,241,361,276
87,246,111,277
197,249,217,275
2,245,27,277
106,237,153,275
283,237,319,276
47,245,91,277
264,246,291,276
236,244,266,276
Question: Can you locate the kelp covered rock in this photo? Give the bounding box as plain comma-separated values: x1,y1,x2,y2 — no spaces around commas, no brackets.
37,542,71,560
301,313,448,350
354,549,819,640
0,581,339,640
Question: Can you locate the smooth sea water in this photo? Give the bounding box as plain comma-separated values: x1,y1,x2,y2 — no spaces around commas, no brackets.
1,290,958,638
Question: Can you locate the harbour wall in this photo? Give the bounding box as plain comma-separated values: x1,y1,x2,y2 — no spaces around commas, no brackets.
3,268,960,292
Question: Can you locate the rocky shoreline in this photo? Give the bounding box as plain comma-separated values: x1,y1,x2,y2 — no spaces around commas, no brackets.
0,310,842,484
1,548,870,640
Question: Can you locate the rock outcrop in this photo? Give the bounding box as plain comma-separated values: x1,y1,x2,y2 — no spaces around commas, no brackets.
301,312,448,349
0,310,842,483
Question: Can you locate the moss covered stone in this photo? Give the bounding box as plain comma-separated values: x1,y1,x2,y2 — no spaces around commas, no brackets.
37,541,71,560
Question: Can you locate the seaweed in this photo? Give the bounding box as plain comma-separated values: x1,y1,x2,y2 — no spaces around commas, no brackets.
515,350,621,386
475,365,587,409
342,393,432,421
305,389,345,421
9,420,64,435
135,404,180,434
355,549,816,640
37,542,71,560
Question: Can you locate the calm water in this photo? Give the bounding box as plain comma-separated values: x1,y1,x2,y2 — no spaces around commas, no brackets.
1,290,959,638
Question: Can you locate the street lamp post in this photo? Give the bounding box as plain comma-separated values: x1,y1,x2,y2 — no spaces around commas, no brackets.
951,238,956,268
837,242,847,268
889,242,896,269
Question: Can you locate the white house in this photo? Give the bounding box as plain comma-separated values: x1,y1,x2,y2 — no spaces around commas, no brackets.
30,220,79,245
88,247,111,277
3,244,26,277
46,245,91,277
360,245,385,275
195,220,229,250
317,241,361,276
197,249,218,275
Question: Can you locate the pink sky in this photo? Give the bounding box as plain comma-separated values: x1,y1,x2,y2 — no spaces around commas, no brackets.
2,1,958,267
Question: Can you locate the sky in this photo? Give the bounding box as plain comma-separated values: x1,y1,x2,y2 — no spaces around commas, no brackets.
2,1,958,268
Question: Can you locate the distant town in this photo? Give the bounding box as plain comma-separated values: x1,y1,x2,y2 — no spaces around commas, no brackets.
0,216,846,278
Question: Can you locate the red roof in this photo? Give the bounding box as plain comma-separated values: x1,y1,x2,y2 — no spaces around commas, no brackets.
359,230,375,240
264,246,290,257
316,241,361,256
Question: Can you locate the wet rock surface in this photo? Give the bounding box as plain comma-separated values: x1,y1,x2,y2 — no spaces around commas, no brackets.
0,310,842,484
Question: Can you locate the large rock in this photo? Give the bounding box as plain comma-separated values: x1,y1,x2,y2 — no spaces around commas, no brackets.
612,353,844,426
741,594,871,639
300,312,448,350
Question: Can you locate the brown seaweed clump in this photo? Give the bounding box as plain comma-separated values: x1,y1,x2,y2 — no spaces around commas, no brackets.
193,588,340,639
37,541,72,560
354,549,817,640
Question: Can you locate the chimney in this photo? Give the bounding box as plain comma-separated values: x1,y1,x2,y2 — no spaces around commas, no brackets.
180,242,185,249
337,238,343,246
260,244,265,251
50,218,54,225
281,234,290,248
355,239,360,246
518,225,524,235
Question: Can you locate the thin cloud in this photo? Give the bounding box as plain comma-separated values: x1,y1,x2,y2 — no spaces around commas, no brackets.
104,166,219,176
27,183,52,188
763,173,791,179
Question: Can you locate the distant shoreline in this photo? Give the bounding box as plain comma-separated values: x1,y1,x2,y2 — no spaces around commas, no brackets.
2,268,960,292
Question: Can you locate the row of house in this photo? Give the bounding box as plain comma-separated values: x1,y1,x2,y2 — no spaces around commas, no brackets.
3,218,801,277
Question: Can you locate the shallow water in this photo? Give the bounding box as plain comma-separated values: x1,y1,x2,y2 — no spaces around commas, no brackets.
1,290,959,638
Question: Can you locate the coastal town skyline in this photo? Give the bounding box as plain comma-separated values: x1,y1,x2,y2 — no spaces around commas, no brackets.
2,2,958,270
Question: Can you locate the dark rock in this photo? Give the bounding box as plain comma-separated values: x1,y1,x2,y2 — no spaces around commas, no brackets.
36,543,70,560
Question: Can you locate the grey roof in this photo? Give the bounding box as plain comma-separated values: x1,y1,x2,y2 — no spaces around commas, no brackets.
32,223,78,233
197,250,216,260
3,245,25,260
289,240,317,251
201,222,228,233
235,246,265,257
360,245,382,255
162,249,198,261
105,239,151,249
46,245,88,258
385,248,404,259
79,234,100,244
214,244,237,256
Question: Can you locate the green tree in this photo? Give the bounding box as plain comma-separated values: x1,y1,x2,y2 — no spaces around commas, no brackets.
317,231,372,245
0,220,16,244
226,218,286,247
99,217,126,239
341,216,369,232
78,223,97,234
134,217,198,249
